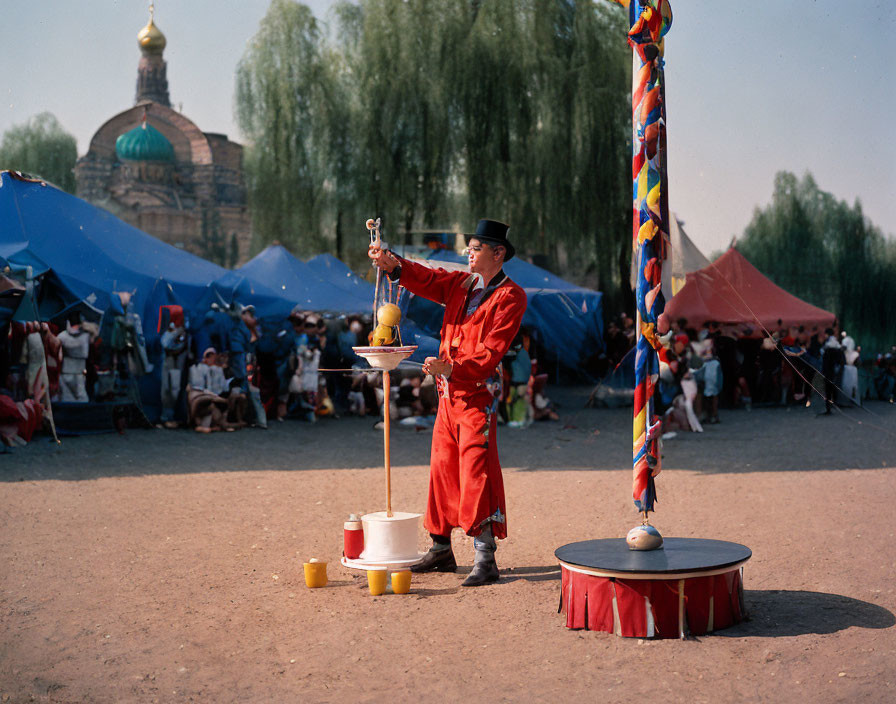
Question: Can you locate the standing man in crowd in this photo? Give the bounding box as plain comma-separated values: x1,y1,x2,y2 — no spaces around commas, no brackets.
368,219,527,586
159,307,188,428
57,314,90,402
821,327,845,415
229,304,261,426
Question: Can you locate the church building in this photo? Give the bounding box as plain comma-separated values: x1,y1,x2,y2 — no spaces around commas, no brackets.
75,7,251,266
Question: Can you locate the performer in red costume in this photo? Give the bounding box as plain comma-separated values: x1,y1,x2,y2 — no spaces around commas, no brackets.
369,220,527,586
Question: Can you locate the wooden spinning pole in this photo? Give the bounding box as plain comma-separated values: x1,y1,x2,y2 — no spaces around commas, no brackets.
383,369,393,517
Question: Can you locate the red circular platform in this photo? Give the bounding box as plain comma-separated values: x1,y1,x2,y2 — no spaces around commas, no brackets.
555,538,751,639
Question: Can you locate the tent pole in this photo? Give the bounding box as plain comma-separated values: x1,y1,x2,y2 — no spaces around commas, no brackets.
383,369,393,517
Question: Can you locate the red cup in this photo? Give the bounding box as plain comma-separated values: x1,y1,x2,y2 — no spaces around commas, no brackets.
344,522,364,559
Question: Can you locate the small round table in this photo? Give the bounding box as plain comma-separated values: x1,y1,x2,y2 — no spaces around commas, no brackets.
555,538,751,639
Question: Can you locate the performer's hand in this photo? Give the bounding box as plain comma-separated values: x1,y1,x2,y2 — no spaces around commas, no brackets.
423,356,452,378
368,244,399,273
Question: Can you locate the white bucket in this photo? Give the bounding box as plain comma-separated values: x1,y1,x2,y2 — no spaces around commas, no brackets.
359,511,422,562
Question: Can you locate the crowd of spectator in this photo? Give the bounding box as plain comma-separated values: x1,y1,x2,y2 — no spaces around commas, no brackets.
349,324,560,431
2,293,567,446
2,297,378,441
175,304,377,431
500,327,560,429
6,290,894,448
599,311,896,435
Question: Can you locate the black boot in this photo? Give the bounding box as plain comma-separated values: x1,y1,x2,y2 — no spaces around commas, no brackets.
410,548,457,573
461,558,499,587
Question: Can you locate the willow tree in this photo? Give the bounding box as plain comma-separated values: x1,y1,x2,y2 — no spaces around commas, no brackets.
235,0,345,254
237,0,632,300
740,172,833,308
739,171,896,351
0,113,78,193
449,1,630,294
450,0,533,237
336,0,458,243
529,0,630,292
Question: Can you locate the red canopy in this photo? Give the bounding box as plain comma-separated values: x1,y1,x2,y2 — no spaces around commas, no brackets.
664,248,836,335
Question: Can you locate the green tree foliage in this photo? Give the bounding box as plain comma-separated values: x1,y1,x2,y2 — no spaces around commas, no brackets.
345,0,459,242
739,171,896,352
235,0,632,302
235,0,339,255
0,112,78,193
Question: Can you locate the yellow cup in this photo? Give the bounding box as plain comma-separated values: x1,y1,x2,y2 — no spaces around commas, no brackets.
367,569,387,596
391,570,412,594
303,561,328,588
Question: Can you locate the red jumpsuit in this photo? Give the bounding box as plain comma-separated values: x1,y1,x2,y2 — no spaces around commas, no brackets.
396,257,527,540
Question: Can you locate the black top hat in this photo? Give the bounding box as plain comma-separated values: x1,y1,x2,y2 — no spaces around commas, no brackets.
465,219,515,261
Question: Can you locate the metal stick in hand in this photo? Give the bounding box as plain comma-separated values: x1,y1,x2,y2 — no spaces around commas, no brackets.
367,218,383,319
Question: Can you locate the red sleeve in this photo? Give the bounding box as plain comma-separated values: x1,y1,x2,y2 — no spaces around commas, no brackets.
450,287,527,383
395,256,468,306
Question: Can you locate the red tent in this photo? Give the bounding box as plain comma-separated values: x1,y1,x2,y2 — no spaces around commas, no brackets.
664,248,836,334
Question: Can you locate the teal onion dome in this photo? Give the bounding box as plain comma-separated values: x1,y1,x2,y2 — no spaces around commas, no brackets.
115,121,175,162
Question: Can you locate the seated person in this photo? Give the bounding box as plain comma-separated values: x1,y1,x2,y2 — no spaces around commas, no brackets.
316,376,336,418
530,374,559,421
347,370,368,416
215,351,247,427
397,373,425,418
504,336,533,428
658,350,702,433
290,340,321,422
656,352,682,413
186,348,233,433
419,375,438,416
874,353,895,402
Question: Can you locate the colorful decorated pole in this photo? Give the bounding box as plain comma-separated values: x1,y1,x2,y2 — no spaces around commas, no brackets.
612,0,672,539
556,4,750,636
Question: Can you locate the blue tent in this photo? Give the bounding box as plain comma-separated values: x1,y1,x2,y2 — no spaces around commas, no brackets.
240,246,439,361
306,252,376,301
239,245,374,315
0,173,340,329
0,171,229,330
588,346,635,408
409,250,605,376
197,270,298,320
0,172,439,414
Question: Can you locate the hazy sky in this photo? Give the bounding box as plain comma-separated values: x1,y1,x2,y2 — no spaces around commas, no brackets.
2,1,893,256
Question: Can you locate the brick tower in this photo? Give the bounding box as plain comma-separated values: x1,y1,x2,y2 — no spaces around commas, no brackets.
74,4,252,266
135,3,171,107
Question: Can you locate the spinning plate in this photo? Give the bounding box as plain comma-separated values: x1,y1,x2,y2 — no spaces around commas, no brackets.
352,345,418,371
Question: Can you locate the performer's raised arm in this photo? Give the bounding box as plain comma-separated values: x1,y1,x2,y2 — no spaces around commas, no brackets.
368,245,467,306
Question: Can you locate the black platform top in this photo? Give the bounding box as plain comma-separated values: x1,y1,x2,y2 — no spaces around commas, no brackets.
555,538,751,575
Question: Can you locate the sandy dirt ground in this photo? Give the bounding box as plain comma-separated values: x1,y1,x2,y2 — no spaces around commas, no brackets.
2,387,895,703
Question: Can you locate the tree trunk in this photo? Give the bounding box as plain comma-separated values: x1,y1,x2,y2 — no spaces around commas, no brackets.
335,209,344,260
